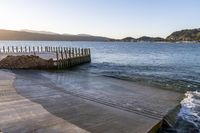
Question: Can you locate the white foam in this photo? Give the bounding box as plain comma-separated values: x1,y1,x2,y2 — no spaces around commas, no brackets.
178,91,200,128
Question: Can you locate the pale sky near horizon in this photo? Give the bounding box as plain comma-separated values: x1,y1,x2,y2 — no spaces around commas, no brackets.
0,0,199,39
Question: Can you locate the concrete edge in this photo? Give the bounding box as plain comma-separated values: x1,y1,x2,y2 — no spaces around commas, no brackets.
147,104,181,133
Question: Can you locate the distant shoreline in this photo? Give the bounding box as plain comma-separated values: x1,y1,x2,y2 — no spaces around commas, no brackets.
0,28,199,42
0,40,199,44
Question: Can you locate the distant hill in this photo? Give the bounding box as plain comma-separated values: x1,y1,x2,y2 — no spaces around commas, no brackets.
137,36,165,42
21,29,58,35
121,36,164,42
0,29,111,41
1,28,200,42
121,29,200,42
166,28,200,41
121,37,136,42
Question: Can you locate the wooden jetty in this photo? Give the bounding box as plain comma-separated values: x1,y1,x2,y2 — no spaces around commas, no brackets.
0,46,91,69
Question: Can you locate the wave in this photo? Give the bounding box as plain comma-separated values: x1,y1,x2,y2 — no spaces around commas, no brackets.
178,91,200,129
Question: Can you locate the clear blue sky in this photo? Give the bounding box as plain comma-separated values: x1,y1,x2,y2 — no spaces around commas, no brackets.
0,0,199,38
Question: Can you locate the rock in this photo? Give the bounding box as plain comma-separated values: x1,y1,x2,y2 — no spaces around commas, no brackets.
0,55,54,69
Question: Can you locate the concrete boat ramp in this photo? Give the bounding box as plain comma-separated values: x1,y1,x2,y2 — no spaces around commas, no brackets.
0,70,183,133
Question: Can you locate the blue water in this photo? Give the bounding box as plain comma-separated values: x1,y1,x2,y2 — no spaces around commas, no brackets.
1,41,200,132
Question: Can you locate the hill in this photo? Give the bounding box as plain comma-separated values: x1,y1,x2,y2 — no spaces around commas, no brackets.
121,37,136,42
1,28,200,42
0,29,111,41
166,28,200,41
137,36,165,42
121,36,164,42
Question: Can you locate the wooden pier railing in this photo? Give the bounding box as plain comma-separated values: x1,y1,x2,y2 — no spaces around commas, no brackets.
0,46,91,69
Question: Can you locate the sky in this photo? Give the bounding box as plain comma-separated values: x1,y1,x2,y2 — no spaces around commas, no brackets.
0,0,200,39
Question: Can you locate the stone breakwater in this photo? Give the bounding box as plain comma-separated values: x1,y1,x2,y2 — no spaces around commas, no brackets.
0,55,54,69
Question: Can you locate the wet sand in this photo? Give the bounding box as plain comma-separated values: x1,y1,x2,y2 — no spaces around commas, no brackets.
0,70,183,133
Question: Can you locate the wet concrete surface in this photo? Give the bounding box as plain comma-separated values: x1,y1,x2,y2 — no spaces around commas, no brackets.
0,70,183,133
0,70,89,133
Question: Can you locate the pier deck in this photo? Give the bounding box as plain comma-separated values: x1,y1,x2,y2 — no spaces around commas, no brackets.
0,70,183,133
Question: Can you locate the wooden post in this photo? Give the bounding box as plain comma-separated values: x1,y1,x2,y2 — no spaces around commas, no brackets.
12,46,14,53
64,50,68,68
41,46,43,52
80,48,83,56
37,46,39,52
89,48,91,62
25,46,27,53
64,50,68,59
7,46,10,53
56,50,59,69
61,50,64,60
61,47,64,52
85,49,87,55
86,48,88,55
75,48,77,57
84,49,86,55
69,48,71,58
70,48,73,57
29,46,31,53
33,46,35,55
16,46,18,53
3,46,5,53
61,50,64,68
72,48,74,57
21,46,23,53
78,48,80,56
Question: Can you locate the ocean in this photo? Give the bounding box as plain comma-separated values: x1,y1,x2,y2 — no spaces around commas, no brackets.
0,41,200,132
